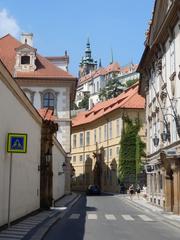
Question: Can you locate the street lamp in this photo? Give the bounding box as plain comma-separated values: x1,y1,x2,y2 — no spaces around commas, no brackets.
161,130,168,143
153,134,159,147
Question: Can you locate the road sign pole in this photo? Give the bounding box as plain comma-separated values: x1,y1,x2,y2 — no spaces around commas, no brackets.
7,153,13,228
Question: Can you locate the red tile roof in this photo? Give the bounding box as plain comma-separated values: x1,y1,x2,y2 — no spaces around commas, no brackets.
120,64,138,74
0,34,75,80
78,63,138,86
72,83,145,127
46,56,69,62
78,62,121,85
38,108,57,121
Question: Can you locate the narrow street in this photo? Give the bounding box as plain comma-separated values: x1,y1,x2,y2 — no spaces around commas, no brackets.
43,194,180,240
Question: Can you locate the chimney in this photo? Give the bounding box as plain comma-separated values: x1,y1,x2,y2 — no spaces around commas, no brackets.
21,33,33,47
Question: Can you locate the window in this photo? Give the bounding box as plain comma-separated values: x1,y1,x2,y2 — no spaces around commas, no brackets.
86,154,90,160
109,121,112,139
99,127,101,143
94,129,96,144
93,83,96,93
162,53,167,82
80,133,84,147
106,148,109,160
86,131,90,146
97,82,99,92
43,92,55,109
109,148,112,159
73,156,76,162
21,55,30,64
73,135,77,148
104,124,107,141
116,119,122,137
104,149,107,159
170,39,175,75
79,155,83,161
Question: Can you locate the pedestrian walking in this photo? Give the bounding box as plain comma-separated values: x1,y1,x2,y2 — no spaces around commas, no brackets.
128,184,134,200
136,184,141,199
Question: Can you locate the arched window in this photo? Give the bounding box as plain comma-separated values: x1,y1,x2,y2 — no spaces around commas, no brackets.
43,92,55,109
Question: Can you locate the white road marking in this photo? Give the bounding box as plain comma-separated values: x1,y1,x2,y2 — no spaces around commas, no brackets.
105,214,116,220
138,215,153,221
121,215,134,221
0,238,22,240
0,233,24,238
69,214,80,219
87,213,97,220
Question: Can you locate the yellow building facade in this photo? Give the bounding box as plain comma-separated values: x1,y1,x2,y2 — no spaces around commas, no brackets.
71,84,145,192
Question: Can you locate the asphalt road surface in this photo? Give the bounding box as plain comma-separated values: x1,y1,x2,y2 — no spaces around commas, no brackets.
43,193,180,240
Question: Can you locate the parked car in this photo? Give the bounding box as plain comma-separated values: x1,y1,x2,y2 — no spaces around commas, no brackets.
86,185,101,195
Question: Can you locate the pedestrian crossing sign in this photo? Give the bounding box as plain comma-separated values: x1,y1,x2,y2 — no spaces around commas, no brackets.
7,133,27,153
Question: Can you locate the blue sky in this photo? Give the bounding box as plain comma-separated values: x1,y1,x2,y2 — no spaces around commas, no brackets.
0,0,154,76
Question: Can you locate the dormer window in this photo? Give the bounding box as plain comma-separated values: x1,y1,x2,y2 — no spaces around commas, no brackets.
15,43,37,72
21,55,30,65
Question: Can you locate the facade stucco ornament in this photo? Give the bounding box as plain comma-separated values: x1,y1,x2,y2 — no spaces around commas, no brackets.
160,91,167,102
156,57,162,75
169,72,176,96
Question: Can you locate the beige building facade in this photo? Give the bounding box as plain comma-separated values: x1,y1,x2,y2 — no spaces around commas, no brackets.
138,0,180,214
71,84,145,192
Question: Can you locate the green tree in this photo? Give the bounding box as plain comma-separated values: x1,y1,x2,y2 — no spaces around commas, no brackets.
71,102,78,110
99,74,125,101
78,94,89,110
125,78,139,88
118,117,145,185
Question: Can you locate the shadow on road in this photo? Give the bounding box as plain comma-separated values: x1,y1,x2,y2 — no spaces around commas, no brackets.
43,194,87,240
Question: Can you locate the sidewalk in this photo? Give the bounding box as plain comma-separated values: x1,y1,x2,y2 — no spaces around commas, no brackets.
0,192,81,240
120,194,180,229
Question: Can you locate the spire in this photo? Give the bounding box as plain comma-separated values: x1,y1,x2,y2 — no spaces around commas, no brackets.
110,48,114,64
85,38,91,59
78,39,97,78
99,58,102,68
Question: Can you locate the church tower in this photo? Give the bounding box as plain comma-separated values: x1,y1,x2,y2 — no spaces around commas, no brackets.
79,39,97,78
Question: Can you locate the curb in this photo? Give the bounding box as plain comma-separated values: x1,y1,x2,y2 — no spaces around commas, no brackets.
29,194,81,240
123,196,180,229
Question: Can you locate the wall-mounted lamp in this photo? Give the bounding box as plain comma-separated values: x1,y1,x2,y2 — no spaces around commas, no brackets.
62,162,67,172
161,130,169,143
153,134,159,147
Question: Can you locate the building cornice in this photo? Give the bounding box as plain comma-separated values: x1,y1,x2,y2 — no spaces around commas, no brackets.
149,0,180,48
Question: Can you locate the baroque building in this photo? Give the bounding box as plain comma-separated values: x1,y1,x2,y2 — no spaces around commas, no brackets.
138,0,180,214
76,40,139,109
0,33,77,194
71,83,145,192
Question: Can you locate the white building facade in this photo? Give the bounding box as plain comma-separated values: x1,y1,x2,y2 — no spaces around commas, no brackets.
138,0,180,214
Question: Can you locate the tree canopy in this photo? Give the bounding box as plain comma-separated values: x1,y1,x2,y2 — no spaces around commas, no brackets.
99,75,125,101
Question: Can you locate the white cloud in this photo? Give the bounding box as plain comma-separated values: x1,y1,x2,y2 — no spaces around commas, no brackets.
0,9,21,37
